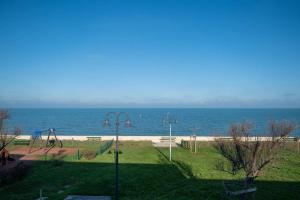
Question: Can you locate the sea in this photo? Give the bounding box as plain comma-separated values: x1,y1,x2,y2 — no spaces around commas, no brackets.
4,108,300,136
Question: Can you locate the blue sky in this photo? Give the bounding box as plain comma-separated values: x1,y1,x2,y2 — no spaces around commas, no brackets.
0,0,300,108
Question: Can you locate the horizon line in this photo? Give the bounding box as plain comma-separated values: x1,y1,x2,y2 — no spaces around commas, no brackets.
3,107,300,109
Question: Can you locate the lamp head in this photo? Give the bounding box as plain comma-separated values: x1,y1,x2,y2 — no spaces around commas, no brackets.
49,128,55,133
125,119,132,128
103,119,110,127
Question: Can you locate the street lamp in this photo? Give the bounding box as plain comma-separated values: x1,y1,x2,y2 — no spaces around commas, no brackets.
103,112,132,200
163,112,178,161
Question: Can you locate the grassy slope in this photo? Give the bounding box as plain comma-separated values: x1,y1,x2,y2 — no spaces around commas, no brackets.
1,141,299,200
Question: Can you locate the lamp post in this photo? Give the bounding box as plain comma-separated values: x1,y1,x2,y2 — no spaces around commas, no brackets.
103,112,132,200
163,112,178,161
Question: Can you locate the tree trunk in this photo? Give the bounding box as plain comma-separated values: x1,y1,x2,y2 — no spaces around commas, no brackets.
244,176,255,188
1,150,6,166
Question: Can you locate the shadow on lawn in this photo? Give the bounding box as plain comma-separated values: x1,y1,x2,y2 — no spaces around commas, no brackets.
0,152,299,200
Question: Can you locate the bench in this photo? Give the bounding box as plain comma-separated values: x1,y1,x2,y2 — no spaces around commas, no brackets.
284,137,299,142
219,137,233,141
14,139,30,145
222,181,256,200
86,136,102,141
160,137,176,143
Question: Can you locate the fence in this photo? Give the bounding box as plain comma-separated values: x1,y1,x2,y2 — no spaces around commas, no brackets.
97,139,114,155
181,136,197,153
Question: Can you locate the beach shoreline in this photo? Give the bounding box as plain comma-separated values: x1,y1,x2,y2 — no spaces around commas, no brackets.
16,135,296,143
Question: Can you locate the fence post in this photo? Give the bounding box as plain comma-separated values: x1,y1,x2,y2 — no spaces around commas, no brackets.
194,136,197,154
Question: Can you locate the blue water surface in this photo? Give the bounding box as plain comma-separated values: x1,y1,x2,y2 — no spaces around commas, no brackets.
5,108,300,136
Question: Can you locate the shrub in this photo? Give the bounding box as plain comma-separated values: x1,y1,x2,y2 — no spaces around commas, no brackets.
214,121,296,188
82,150,97,160
10,162,29,181
0,162,29,185
50,150,66,166
0,110,21,164
51,158,63,166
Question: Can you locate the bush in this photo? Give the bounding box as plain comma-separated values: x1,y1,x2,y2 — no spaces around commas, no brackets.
82,150,97,160
50,150,66,166
107,149,122,154
10,162,29,181
0,162,29,186
51,158,63,166
215,121,296,187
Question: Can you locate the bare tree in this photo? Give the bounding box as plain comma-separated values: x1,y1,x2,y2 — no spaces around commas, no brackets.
215,121,296,188
0,110,21,153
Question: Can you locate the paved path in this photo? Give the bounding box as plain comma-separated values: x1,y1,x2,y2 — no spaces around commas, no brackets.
65,196,111,200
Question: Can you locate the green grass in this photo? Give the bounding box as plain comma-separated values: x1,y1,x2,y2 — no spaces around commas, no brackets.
1,141,299,200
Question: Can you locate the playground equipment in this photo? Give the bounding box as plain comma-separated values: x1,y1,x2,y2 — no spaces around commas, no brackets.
28,130,42,153
29,130,44,150
45,128,62,148
29,128,62,153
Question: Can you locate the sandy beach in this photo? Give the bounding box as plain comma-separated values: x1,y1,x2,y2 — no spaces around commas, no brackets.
16,135,293,143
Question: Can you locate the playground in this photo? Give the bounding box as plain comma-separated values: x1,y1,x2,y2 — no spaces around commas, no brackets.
9,147,77,161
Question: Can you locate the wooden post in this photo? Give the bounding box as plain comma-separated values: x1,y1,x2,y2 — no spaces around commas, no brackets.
194,135,197,154
77,149,80,160
189,136,192,152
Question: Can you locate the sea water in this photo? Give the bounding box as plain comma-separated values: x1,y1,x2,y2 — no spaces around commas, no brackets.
5,108,300,136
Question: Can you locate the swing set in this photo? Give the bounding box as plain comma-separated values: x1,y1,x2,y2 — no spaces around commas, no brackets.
29,128,63,153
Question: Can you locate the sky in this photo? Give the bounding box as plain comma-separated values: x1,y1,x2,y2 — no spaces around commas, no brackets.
0,0,300,108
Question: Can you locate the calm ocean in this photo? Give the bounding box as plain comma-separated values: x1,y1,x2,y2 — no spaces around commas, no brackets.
5,108,300,136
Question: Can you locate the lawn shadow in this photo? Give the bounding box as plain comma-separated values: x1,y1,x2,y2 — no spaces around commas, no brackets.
154,147,169,164
0,153,299,200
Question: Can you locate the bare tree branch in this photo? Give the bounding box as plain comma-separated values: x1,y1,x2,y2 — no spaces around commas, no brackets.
215,121,296,188
0,110,21,152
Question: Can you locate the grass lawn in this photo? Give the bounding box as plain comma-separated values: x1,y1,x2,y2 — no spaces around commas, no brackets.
0,141,299,200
